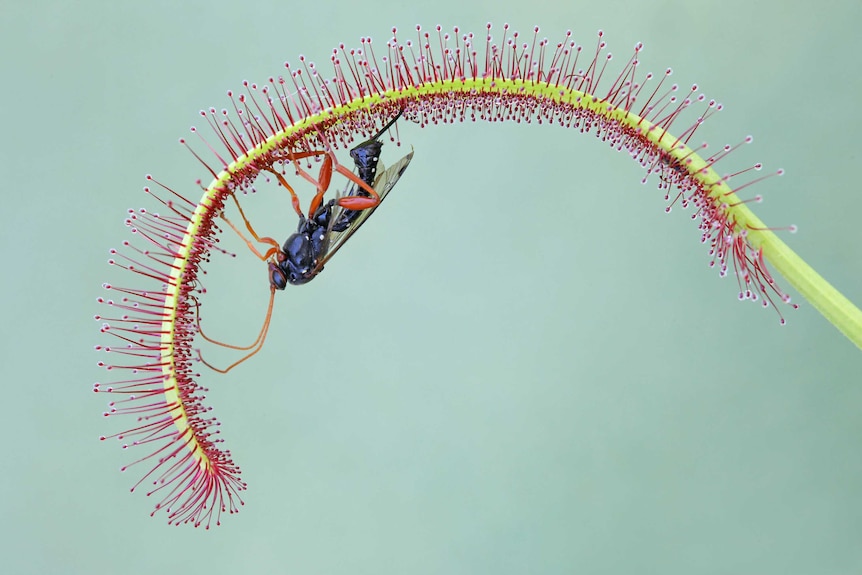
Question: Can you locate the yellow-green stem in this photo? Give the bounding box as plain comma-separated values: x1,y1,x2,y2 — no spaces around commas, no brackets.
744,208,862,348
184,79,862,357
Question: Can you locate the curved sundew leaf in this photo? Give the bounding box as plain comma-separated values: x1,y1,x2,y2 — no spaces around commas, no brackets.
94,23,862,527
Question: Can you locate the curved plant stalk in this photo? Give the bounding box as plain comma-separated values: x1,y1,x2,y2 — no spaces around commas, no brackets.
96,25,862,528
201,80,862,347
736,207,862,346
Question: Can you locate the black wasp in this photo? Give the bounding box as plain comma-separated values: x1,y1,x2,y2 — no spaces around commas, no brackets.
198,110,412,373
268,110,413,287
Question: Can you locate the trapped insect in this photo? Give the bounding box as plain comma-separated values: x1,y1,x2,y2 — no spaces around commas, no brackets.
268,110,413,287
196,110,413,373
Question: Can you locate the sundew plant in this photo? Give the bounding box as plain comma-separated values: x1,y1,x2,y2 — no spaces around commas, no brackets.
94,24,862,528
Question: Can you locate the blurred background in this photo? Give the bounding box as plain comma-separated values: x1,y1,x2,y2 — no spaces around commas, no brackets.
2,0,861,573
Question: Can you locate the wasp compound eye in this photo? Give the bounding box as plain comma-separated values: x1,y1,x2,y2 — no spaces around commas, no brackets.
268,262,287,290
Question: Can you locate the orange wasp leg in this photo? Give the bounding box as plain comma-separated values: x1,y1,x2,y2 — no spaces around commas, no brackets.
268,146,335,217
194,190,283,371
223,193,280,260
262,164,308,219
194,286,277,374
220,211,278,262
281,148,333,217
290,144,384,213
332,160,382,210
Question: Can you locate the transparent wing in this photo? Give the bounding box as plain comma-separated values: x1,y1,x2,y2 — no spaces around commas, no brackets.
315,148,414,269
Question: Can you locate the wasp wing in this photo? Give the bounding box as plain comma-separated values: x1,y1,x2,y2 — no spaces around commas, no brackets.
315,148,414,269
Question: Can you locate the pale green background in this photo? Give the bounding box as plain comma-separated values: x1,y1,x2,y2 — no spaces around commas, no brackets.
2,0,861,573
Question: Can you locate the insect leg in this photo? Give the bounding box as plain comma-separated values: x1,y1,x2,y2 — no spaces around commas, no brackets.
263,165,307,219
296,153,333,218
272,144,338,218
286,142,382,210
194,286,277,373
332,162,382,210
334,111,404,209
220,193,280,261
